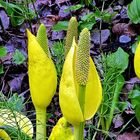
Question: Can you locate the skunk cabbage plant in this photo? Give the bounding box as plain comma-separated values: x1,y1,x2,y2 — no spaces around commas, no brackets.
59,28,102,140
27,24,57,140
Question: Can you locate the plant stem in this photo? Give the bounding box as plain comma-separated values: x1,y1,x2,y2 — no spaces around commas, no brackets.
36,107,46,140
78,85,86,113
74,122,85,140
106,75,124,131
74,85,86,140
92,117,101,140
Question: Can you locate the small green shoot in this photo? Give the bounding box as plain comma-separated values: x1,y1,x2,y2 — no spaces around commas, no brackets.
51,41,64,83
0,0,36,27
129,85,140,124
52,21,69,32
64,4,84,13
98,48,129,134
13,49,25,65
127,0,140,24
131,36,140,54
0,46,7,57
0,65,4,74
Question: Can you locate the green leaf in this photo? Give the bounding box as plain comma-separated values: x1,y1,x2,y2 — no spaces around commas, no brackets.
0,92,24,112
129,89,140,108
51,41,64,83
127,0,140,24
131,41,139,54
131,36,140,53
106,47,129,73
13,49,25,65
102,12,117,23
64,4,84,12
0,0,35,27
105,74,125,130
135,104,140,124
117,101,130,112
52,21,69,31
8,93,24,111
0,64,4,74
0,46,7,57
79,21,96,31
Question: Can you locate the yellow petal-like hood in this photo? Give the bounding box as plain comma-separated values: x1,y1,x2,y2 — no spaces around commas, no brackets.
59,42,84,125
59,40,102,125
134,42,140,78
27,30,57,108
84,57,102,119
0,129,11,140
49,117,74,140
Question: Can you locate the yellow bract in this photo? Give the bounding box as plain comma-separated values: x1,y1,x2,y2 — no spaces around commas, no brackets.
0,129,11,140
49,117,74,140
134,42,140,78
0,109,33,138
27,30,57,109
59,40,102,125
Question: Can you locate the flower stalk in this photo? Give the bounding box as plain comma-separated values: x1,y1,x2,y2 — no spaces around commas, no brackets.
74,85,86,140
59,19,102,140
36,108,46,140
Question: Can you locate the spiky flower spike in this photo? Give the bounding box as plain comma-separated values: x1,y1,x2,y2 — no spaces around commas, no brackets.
59,28,102,140
65,17,78,57
76,28,90,85
134,42,140,78
27,24,57,140
37,24,50,57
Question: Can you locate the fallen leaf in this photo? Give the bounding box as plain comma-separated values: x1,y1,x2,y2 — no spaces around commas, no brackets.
117,132,140,140
113,114,124,128
0,9,10,30
8,74,25,92
91,29,110,45
112,23,136,37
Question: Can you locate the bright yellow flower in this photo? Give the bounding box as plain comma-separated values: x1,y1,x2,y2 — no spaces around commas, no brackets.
0,129,11,140
59,39,102,125
49,117,74,140
27,29,57,109
27,24,57,140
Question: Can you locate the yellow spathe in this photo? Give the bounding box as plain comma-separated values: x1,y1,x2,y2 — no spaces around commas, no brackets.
134,42,140,78
27,30,57,108
0,129,11,140
49,117,74,140
59,40,102,125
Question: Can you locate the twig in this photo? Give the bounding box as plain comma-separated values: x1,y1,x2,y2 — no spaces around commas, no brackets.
99,0,105,50
0,17,5,33
0,66,10,93
31,0,40,24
